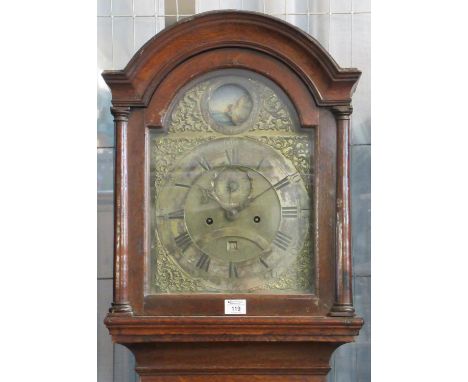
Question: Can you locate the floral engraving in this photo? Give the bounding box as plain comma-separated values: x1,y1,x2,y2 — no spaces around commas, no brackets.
169,83,211,133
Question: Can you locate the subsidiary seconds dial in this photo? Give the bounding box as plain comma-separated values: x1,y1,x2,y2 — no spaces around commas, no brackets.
155,137,310,292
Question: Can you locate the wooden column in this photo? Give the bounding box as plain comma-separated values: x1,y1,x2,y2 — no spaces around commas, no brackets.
109,106,133,315
329,105,355,317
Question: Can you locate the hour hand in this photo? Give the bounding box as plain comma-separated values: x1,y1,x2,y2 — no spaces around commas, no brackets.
195,184,213,205
195,184,227,209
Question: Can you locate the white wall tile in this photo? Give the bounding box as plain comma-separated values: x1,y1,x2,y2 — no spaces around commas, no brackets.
309,0,329,13
354,276,371,343
97,149,114,192
157,16,166,32
351,146,371,275
165,15,178,26
97,17,112,70
97,279,113,382
309,14,330,49
135,17,156,51
197,0,219,12
113,17,134,69
98,192,114,279
97,79,114,147
242,0,263,12
333,343,357,382
220,0,242,9
113,0,133,16
353,0,371,13
330,13,352,67
273,14,286,21
165,0,178,15
114,344,137,382
179,0,196,13
351,13,371,144
135,0,156,15
356,343,371,381
287,14,308,33
158,0,166,15
98,0,111,16
265,0,285,14
287,0,308,14
352,13,370,69
331,0,351,13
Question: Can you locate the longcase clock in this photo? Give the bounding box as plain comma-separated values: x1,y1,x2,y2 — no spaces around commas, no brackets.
103,11,363,381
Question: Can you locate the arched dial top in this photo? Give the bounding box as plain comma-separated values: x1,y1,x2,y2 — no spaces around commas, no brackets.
155,138,310,292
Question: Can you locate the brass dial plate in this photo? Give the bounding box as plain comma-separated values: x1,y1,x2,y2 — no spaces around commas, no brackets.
150,69,314,294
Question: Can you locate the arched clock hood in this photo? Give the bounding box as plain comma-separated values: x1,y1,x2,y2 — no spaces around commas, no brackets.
103,11,363,381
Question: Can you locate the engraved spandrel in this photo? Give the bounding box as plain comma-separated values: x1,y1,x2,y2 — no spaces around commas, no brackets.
166,72,295,135
169,82,211,133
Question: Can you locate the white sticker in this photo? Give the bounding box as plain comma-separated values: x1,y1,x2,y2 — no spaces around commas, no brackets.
224,299,247,315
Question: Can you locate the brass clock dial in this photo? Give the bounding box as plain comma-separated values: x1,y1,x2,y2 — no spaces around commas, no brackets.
150,68,314,294
155,137,310,292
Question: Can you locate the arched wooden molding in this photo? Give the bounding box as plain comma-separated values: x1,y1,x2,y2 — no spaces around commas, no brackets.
103,11,361,109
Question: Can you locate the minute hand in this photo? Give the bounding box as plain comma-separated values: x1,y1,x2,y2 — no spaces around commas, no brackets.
242,175,291,208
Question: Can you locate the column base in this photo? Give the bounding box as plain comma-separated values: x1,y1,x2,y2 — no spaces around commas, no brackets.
329,303,355,317
109,302,133,315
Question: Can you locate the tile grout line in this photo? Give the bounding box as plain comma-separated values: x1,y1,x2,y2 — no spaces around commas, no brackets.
132,0,135,54
98,12,371,18
110,0,114,70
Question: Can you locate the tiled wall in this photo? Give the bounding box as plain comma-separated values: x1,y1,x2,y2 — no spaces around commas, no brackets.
97,1,370,381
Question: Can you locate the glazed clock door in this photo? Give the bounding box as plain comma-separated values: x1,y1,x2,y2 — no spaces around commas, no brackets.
149,69,315,295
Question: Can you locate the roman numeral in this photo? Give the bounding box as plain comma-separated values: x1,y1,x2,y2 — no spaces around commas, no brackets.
273,176,290,191
197,156,212,171
301,208,311,218
174,231,192,252
281,206,298,218
229,262,239,278
256,157,266,170
259,257,269,268
273,231,292,251
225,147,239,165
175,183,191,189
168,209,184,219
195,254,210,272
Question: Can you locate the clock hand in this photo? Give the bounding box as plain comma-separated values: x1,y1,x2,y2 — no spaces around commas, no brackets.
239,182,276,209
239,174,294,211
247,185,273,203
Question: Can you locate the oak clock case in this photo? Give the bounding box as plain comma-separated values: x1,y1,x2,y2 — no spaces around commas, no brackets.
103,10,362,382
150,70,314,294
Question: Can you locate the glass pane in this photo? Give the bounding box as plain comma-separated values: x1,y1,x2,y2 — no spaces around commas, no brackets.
149,69,315,294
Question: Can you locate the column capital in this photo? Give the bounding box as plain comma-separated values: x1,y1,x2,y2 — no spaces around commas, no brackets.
111,106,131,122
331,105,353,120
